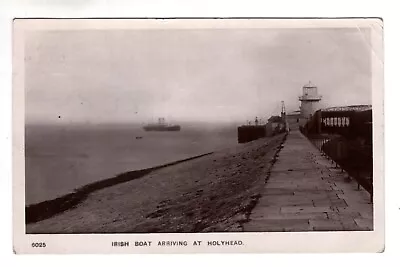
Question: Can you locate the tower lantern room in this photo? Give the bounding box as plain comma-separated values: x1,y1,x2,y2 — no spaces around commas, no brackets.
299,81,322,119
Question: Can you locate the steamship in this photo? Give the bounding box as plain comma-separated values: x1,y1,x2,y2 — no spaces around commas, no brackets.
143,118,181,132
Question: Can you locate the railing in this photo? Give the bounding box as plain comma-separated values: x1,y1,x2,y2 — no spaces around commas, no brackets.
300,108,373,201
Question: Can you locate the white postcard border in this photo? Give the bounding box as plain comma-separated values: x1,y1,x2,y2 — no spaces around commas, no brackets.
12,18,384,254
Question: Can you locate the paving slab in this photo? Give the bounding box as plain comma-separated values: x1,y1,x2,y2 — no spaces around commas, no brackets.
243,130,373,232
281,206,337,213
354,218,374,230
248,212,327,220
258,197,314,207
261,188,295,196
309,219,344,231
243,218,311,232
312,198,348,207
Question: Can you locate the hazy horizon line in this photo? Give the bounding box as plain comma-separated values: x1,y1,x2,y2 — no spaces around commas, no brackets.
24,120,247,127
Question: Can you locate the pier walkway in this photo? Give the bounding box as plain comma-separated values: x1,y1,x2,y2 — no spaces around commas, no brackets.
243,130,373,231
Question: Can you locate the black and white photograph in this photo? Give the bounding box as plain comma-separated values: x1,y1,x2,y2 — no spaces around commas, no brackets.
12,18,384,253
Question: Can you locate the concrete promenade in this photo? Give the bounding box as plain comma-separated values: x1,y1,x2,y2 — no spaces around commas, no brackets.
243,130,373,231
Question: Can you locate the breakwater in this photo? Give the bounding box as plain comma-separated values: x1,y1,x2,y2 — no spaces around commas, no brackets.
26,134,286,234
26,152,213,224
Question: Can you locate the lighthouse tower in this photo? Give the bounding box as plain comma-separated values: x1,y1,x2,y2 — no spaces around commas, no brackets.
299,81,322,119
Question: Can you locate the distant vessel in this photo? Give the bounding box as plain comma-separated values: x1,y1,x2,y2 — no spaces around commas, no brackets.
143,118,181,132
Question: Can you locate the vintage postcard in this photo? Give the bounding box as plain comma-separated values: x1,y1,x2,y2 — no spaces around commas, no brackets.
13,18,384,253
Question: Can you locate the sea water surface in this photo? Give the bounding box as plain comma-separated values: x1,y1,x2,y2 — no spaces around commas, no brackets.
25,123,238,205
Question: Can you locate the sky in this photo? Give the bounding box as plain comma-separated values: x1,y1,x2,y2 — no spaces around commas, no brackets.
25,27,372,125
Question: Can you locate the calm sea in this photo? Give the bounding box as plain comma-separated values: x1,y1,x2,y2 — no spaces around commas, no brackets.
25,123,238,205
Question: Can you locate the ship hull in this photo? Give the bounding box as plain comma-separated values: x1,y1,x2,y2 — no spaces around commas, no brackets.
143,125,181,131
